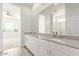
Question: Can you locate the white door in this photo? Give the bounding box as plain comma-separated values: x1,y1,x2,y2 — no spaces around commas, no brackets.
2,4,21,50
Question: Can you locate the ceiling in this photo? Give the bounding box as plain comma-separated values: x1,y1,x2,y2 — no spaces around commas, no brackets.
13,3,34,8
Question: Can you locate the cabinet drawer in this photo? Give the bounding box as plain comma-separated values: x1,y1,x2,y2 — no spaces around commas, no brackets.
50,48,66,56
38,38,49,46
50,42,79,56
38,44,49,56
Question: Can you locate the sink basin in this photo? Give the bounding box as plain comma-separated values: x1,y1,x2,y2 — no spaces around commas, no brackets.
50,38,67,44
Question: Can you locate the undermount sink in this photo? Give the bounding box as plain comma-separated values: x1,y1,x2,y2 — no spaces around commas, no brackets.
50,38,67,44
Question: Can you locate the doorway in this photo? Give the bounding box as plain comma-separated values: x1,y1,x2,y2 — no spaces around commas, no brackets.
2,3,21,50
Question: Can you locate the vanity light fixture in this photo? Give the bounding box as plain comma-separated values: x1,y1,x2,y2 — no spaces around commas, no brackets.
6,11,13,16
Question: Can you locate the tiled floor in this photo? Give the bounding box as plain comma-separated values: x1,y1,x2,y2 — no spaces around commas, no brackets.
3,38,21,50
0,46,33,56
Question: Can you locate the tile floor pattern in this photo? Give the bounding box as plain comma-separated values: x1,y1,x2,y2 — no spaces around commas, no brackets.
0,46,33,56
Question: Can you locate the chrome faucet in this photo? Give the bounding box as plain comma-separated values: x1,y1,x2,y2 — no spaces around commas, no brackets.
53,35,55,38
53,32,55,38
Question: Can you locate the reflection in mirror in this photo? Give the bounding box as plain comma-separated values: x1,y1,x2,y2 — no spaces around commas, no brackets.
39,15,45,33
38,14,52,34
52,15,65,35
38,3,79,36
36,3,79,50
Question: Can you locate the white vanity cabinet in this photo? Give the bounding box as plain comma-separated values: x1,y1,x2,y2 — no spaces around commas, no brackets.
25,35,39,55
24,35,50,56
37,39,50,56
25,35,79,56
49,48,65,56
50,41,67,56
24,35,30,47
29,37,39,56
50,41,79,56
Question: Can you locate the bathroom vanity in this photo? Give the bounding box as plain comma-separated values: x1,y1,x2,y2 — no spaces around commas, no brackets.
24,33,79,56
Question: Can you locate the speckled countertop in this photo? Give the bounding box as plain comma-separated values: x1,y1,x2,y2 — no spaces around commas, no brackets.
24,33,79,49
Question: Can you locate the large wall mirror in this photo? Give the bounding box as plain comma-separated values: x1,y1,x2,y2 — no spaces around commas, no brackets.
38,3,79,36
38,13,52,34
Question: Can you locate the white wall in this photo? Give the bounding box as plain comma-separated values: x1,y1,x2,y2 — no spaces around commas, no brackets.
0,3,2,52
33,4,52,15
21,6,33,45
66,3,79,35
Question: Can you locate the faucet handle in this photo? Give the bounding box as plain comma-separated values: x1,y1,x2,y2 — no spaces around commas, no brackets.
53,32,55,38
56,32,58,35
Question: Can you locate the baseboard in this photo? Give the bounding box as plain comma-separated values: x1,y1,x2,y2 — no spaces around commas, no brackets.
24,45,34,56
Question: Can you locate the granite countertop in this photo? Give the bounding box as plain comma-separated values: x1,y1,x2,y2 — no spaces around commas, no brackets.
24,33,79,49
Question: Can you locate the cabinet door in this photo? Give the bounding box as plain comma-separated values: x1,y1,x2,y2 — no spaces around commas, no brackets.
24,35,39,55
38,44,49,56
30,37,39,55
26,36,32,51
50,48,66,56
50,49,58,56
38,39,50,56
24,35,29,47
50,42,67,56
28,36,34,52
50,42,79,56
